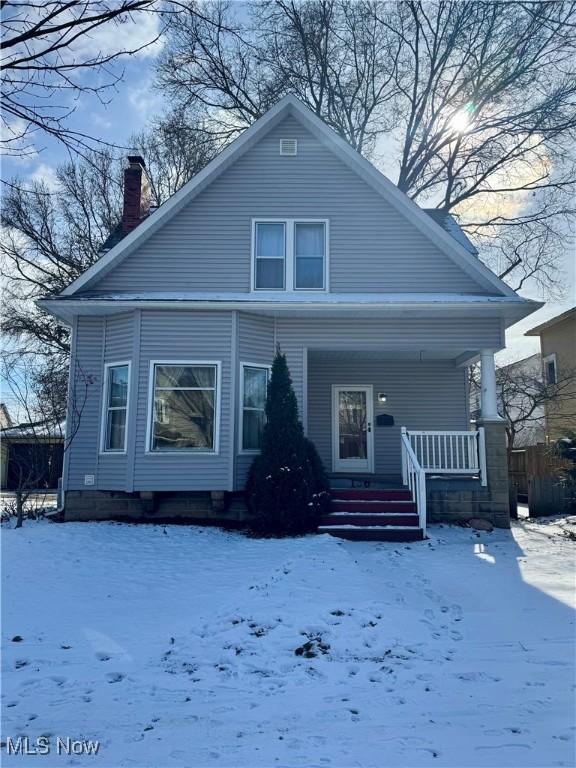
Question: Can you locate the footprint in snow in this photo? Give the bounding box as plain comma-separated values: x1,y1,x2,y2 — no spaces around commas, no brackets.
106,672,124,684
450,604,463,621
96,652,110,662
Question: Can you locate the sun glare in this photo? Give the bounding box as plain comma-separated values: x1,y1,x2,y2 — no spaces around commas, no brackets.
449,102,476,134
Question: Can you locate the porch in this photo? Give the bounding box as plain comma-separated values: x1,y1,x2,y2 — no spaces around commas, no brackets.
303,348,507,540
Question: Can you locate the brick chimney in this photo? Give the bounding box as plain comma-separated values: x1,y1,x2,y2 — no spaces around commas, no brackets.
122,154,150,235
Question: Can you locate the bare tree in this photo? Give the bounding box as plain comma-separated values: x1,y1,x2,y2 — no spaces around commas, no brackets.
1,355,91,528
1,111,214,348
471,358,576,457
157,0,576,293
156,0,402,152
1,0,163,158
1,111,215,417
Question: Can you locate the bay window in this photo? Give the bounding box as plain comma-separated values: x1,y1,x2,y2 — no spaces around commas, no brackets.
240,363,270,452
253,219,327,290
149,362,219,452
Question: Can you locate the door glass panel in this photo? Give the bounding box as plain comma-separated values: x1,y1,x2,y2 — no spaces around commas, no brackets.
338,390,367,460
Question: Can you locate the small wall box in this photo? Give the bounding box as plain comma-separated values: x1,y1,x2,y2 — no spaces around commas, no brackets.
376,414,394,427
84,474,95,486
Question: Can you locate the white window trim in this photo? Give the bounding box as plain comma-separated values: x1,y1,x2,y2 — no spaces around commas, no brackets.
239,361,271,455
251,218,329,292
543,353,557,385
99,360,131,455
145,360,222,455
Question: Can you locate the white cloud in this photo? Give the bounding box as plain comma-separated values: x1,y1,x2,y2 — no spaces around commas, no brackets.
28,163,59,191
72,9,164,61
128,84,163,116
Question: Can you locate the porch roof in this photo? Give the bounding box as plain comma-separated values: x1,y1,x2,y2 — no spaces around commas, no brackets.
38,291,541,328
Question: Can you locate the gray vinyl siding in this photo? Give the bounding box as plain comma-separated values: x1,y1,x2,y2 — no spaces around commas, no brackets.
235,313,275,488
308,358,468,477
92,115,488,296
275,315,503,416
67,316,104,490
66,309,501,493
67,310,233,493
132,310,232,491
97,314,134,490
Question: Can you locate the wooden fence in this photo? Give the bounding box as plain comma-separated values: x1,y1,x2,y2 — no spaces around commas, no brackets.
509,444,574,516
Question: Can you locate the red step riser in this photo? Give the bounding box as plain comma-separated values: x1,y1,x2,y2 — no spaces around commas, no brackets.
322,515,420,527
331,489,412,501
331,501,416,513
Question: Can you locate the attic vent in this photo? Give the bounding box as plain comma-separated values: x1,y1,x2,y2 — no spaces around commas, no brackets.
279,138,297,156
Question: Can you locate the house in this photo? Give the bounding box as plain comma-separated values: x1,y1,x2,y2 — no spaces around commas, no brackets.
525,307,576,442
38,97,541,538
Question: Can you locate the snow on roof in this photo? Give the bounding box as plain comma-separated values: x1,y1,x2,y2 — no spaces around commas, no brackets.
1,420,65,439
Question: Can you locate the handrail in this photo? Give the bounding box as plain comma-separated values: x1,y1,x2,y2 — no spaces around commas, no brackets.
401,427,427,535
404,428,486,486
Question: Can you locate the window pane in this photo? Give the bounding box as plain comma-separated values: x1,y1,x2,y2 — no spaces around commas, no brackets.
243,409,265,451
106,408,126,450
256,258,284,289
295,222,325,256
152,389,215,451
108,366,128,407
155,365,215,389
295,256,324,289
256,222,285,258
243,367,268,408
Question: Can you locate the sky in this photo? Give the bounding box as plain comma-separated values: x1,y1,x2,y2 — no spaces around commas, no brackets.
2,5,574,367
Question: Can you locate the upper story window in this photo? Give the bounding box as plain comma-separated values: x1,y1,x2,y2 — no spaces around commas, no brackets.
252,219,327,291
544,354,557,385
101,362,130,452
255,222,286,290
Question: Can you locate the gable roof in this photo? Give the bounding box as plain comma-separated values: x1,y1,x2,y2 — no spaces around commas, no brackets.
61,95,516,298
525,306,576,336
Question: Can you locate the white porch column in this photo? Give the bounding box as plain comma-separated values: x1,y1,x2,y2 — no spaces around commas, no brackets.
480,349,502,421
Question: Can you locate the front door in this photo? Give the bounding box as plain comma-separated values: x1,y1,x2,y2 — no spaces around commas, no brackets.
332,385,374,473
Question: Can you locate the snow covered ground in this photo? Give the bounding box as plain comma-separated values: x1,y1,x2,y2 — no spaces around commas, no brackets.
1,517,575,768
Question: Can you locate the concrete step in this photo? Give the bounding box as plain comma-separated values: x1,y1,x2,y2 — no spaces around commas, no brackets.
319,525,424,542
321,513,420,527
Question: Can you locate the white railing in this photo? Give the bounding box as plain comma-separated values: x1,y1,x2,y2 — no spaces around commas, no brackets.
400,429,427,535
404,428,487,487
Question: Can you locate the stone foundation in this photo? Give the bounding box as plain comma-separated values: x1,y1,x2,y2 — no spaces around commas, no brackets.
64,490,249,525
427,420,510,529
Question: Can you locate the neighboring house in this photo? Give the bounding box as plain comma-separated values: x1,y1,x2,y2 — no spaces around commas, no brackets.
525,307,576,442
39,97,541,537
0,421,64,492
